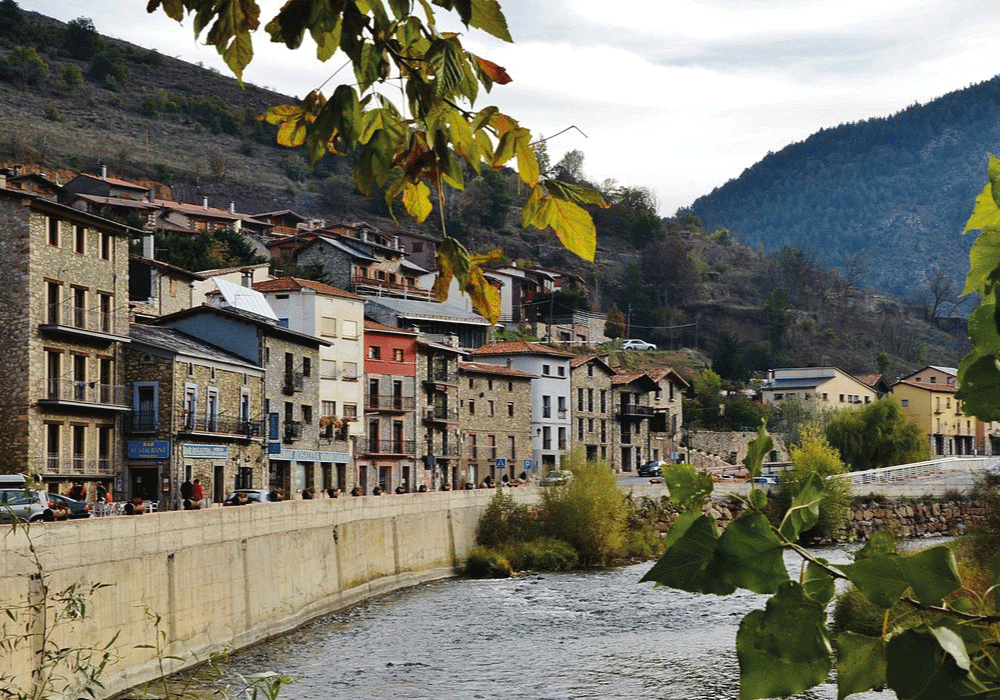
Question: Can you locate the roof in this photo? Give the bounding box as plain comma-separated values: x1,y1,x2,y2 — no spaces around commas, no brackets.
469,341,575,358
644,367,690,388
364,319,418,336
0,189,136,235
66,192,156,210
364,295,493,326
214,278,278,321
129,324,260,369
73,172,149,190
155,198,241,221
152,304,328,347
196,263,271,278
892,378,957,394
570,354,616,374
611,370,660,390
416,338,463,354
254,277,361,301
129,254,206,281
315,234,380,262
459,361,533,379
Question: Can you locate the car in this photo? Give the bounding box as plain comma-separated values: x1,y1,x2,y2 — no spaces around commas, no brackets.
0,488,55,522
222,488,277,506
46,493,91,519
638,460,667,477
622,339,657,351
751,476,779,485
538,470,573,487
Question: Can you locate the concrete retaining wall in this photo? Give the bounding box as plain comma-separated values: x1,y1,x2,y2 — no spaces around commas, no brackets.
0,489,541,699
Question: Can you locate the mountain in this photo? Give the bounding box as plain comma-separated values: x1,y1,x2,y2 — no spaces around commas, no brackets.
685,75,1000,301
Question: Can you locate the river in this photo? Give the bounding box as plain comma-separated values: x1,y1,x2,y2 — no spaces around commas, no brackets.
191,544,892,700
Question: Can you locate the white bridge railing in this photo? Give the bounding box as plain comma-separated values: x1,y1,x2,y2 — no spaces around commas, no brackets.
837,457,996,486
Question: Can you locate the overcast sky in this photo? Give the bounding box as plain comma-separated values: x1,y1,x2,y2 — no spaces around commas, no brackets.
18,0,1000,214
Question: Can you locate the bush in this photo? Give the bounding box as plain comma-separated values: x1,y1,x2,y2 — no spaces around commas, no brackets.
464,546,512,578
540,454,629,566
64,17,100,60
1,45,49,87
969,472,1000,567
500,537,578,572
89,46,129,91
475,488,540,548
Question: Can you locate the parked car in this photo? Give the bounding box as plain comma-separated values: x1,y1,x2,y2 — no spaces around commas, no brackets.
222,488,277,506
0,488,55,522
622,339,657,351
637,460,667,477
751,476,779,485
46,493,91,519
538,470,573,487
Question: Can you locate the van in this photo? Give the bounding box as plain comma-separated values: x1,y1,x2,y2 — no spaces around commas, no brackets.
0,474,28,489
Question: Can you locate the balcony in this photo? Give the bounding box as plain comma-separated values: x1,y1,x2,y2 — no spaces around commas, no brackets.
423,406,458,424
366,394,416,413
46,452,115,476
361,439,415,456
132,410,157,432
352,271,431,300
283,420,303,442
423,368,456,386
40,300,129,345
615,405,655,419
179,411,264,438
283,371,304,394
39,378,130,412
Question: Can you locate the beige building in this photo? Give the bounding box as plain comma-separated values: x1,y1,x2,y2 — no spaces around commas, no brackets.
458,361,533,486
892,365,977,456
0,189,132,496
760,367,877,410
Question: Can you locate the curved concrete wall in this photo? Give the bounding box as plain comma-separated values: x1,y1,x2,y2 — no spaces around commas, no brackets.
1,489,540,699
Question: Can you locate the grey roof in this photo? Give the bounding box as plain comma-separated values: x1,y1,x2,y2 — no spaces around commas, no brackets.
400,257,429,274
316,234,380,262
364,294,492,326
761,377,829,391
129,324,261,369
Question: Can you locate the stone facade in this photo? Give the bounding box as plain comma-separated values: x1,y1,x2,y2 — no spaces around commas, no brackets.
570,356,615,467
416,340,461,490
458,362,533,487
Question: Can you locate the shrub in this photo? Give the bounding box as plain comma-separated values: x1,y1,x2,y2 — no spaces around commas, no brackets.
475,488,540,548
89,46,129,91
64,17,100,60
500,537,577,572
1,45,48,87
464,546,512,578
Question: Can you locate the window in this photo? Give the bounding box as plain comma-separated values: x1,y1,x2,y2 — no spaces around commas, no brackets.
558,396,566,414
587,388,594,412
542,426,551,450
577,388,584,411
75,226,85,254
368,345,381,360
48,217,59,246
558,427,567,450
507,402,514,417
99,293,112,333
469,433,478,458
469,377,474,389
901,398,909,407
542,395,551,418
508,435,516,462
303,357,312,377
101,231,111,260
322,400,336,416
343,403,357,418
46,351,60,399
46,281,60,324
488,434,497,459
343,362,358,380
839,394,845,402
558,366,565,377
206,389,219,431
542,364,551,375
578,418,584,440
302,405,313,424
46,423,60,470
73,287,86,328
588,418,594,432
393,348,404,362
488,400,495,416
600,390,606,413
134,384,157,431
321,359,337,378
469,399,475,415
508,382,513,392
342,320,358,339
588,364,594,377
321,316,337,337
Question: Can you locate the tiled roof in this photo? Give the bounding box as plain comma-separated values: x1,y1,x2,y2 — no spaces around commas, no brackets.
254,277,361,300
570,354,598,368
469,340,575,358
892,378,957,394
459,361,533,379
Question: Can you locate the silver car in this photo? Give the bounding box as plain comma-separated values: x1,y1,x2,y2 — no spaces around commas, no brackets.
0,488,54,523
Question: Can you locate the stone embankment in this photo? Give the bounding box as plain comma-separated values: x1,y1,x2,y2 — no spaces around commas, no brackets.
638,494,985,542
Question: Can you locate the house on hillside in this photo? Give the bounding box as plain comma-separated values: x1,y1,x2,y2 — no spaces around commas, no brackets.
759,367,877,409
570,355,615,465
891,365,977,457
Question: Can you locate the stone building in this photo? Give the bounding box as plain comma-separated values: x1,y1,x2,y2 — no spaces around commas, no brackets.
611,370,662,472
457,361,533,486
0,189,132,495
416,338,462,490
360,321,418,494
150,304,331,499
570,355,616,466
125,324,266,509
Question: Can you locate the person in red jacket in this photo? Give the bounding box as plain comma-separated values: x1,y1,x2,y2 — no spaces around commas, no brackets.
191,478,204,508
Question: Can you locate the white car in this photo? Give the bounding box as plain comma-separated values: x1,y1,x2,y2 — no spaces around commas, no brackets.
622,339,657,351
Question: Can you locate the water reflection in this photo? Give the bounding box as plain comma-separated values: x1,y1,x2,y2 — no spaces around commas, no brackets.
203,545,893,700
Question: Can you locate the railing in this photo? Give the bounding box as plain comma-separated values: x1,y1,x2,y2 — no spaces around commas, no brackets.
132,411,156,431
425,369,454,384
435,444,460,458
45,453,115,476
284,371,304,393
42,378,128,406
423,406,458,422
615,405,655,418
44,298,118,335
283,420,303,441
836,457,997,486
180,411,263,437
352,272,431,298
367,394,416,412
362,439,415,455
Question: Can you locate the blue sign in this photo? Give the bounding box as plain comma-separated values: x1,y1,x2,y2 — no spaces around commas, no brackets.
127,440,169,460
523,459,533,471
495,458,507,470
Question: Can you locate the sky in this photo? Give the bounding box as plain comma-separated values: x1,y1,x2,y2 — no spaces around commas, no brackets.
17,0,1000,214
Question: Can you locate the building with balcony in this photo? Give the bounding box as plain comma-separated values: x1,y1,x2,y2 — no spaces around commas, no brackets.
891,366,977,457
457,361,533,487
468,341,574,471
361,321,418,493
125,324,266,508
150,302,331,499
0,188,132,493
612,370,667,472
416,338,462,490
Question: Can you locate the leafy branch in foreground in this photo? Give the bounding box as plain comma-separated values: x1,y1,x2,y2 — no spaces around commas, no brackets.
146,0,607,323
642,423,998,700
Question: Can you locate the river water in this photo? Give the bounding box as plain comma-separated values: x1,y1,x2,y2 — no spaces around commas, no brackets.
192,543,895,700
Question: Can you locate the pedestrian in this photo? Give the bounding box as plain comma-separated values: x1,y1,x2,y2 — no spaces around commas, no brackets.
68,482,86,501
124,496,144,515
191,479,204,508
350,486,362,497
372,486,382,496
95,482,108,503
327,487,339,498
180,478,193,501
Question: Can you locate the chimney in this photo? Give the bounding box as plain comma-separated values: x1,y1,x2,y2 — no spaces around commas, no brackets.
101,164,107,180
392,235,400,250
240,268,252,288
229,201,235,214
147,188,155,204
203,196,209,210
142,232,154,260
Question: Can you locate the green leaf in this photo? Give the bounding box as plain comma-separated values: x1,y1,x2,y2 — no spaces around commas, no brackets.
741,423,773,479
204,0,260,84
964,155,1000,234
641,513,736,595
779,471,824,542
840,545,960,609
354,129,394,195
854,530,895,560
468,0,512,41
661,463,713,509
514,128,538,187
962,228,1000,297
541,178,608,207
838,554,910,609
900,546,962,606
835,632,886,700
803,559,836,606
735,582,831,700
715,512,788,594
886,625,989,700
748,487,768,510
955,346,1000,422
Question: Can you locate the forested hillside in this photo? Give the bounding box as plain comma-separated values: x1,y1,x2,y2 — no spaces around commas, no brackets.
687,75,1000,300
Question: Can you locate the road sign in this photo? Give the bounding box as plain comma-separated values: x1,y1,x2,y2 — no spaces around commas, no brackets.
523,459,533,471
495,458,507,469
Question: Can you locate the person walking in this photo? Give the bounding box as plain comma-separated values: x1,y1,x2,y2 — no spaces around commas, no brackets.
191,479,204,508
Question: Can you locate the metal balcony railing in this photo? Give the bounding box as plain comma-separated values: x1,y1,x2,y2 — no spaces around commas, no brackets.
42,378,128,407
363,439,415,455
367,394,416,412
132,410,156,432
283,420,303,441
425,368,454,384
180,412,264,437
45,453,115,476
423,406,459,422
284,371,304,394
615,405,655,419
44,298,120,335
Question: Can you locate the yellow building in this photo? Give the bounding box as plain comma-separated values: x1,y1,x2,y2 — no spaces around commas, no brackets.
891,366,976,456
760,367,877,409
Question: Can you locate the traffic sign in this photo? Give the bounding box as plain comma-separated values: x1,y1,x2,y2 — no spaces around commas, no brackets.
523,459,533,470
495,458,507,469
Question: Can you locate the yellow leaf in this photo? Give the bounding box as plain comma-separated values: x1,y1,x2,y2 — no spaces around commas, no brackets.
261,104,304,125
402,180,434,223
522,187,596,262
514,128,538,187
277,118,307,147
464,262,500,324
